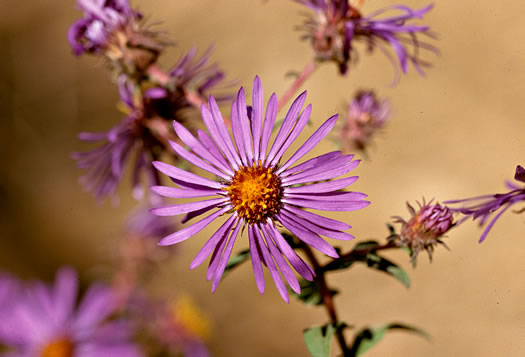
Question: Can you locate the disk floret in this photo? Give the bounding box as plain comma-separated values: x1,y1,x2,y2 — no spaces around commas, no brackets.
226,161,283,224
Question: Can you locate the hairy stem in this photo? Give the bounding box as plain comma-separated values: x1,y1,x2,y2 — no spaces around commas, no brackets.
302,245,350,356
278,61,318,113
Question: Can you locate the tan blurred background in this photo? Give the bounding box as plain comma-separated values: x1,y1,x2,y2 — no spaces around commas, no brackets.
1,0,525,356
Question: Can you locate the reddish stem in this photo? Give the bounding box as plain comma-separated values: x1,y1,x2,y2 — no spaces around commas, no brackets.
277,61,318,113
303,245,350,356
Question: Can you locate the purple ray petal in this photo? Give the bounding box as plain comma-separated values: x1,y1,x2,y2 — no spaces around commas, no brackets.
263,228,301,294
276,114,338,175
209,96,243,168
190,215,237,270
197,129,230,169
151,197,228,216
248,225,265,293
169,140,231,180
283,197,369,211
285,191,368,202
251,76,263,160
253,227,289,303
206,225,230,281
283,205,351,230
277,213,338,258
182,205,216,224
478,203,514,243
268,104,312,167
281,151,343,177
236,87,254,165
158,206,230,246
263,223,314,281
282,159,360,186
266,91,307,166
280,209,354,240
284,176,358,194
53,268,78,326
200,104,239,170
230,99,248,166
150,185,222,199
211,221,242,292
172,122,233,176
259,94,278,162
153,161,223,189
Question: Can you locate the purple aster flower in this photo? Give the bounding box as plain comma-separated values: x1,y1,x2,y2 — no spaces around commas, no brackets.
150,76,369,302
391,199,454,262
340,90,390,152
296,1,438,77
73,50,231,202
445,165,525,243
0,274,19,342
0,267,143,357
68,0,139,56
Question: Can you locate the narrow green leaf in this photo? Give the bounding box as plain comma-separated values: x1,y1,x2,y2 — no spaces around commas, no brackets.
222,249,250,278
351,323,430,357
290,278,338,306
303,324,336,357
364,253,411,288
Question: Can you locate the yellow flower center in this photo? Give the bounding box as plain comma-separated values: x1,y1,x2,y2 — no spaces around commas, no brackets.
41,338,74,357
225,162,283,224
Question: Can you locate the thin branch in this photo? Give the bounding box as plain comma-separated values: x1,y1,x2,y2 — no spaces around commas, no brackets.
277,61,318,113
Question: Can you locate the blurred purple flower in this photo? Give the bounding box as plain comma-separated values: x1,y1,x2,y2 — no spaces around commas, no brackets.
150,76,369,302
73,49,231,202
445,165,525,242
125,202,178,241
68,0,139,55
392,199,454,262
0,268,142,356
296,1,437,77
340,90,390,152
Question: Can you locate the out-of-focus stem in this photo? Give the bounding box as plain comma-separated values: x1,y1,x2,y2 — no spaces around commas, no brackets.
302,245,350,356
277,61,318,113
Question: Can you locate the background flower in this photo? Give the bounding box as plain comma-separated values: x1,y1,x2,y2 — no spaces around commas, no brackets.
0,268,143,356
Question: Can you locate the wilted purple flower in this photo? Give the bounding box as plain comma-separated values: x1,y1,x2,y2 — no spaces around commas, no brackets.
68,0,139,55
445,165,525,242
150,76,369,302
296,1,437,77
0,268,142,356
73,50,231,202
340,90,390,152
391,199,454,262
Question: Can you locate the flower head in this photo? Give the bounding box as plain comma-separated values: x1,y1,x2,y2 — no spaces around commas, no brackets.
340,90,390,152
150,76,369,302
391,199,454,262
445,165,525,242
73,49,231,202
297,1,437,77
0,268,142,356
68,0,139,55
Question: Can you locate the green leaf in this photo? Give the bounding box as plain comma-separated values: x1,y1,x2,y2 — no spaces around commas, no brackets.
350,323,430,357
354,241,380,250
364,252,411,288
303,324,336,357
222,249,250,278
291,278,338,306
